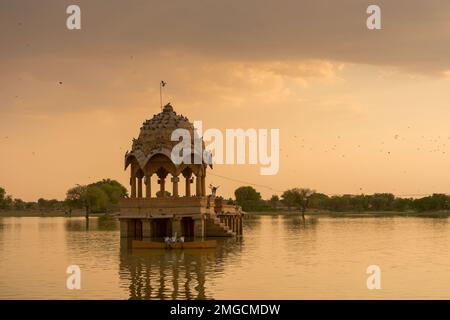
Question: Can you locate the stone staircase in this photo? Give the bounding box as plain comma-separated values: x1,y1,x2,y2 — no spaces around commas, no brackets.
205,216,235,237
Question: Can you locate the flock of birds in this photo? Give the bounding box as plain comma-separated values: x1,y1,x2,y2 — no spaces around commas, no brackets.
283,133,449,158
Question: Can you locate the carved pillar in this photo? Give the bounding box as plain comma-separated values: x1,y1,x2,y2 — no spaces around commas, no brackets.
157,169,168,198
144,175,151,198
193,217,204,239
196,171,202,196
145,175,151,198
201,171,206,196
171,176,180,197
130,176,136,199
158,178,166,197
137,176,143,198
182,169,193,197
120,219,129,238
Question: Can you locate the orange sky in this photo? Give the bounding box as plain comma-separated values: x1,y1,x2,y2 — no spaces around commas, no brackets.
1,0,450,201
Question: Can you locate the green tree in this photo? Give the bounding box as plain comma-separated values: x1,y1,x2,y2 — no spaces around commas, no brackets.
65,179,128,217
13,198,26,210
393,197,413,212
369,193,395,211
67,185,110,216
234,186,267,211
0,187,5,201
281,189,297,211
413,194,449,212
0,187,13,210
235,186,261,203
89,179,128,204
269,195,279,209
282,188,315,218
85,186,109,213
37,198,62,210
66,185,89,216
308,193,329,209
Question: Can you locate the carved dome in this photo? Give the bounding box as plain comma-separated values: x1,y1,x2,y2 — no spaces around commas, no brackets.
125,103,204,170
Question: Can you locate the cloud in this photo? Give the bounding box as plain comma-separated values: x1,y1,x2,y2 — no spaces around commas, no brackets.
0,52,343,115
1,0,450,74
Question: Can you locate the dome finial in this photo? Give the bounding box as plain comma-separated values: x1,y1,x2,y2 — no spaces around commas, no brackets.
160,80,167,110
163,102,173,112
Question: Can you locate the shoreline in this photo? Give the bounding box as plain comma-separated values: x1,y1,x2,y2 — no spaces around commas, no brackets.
245,210,450,218
2,210,450,218
0,210,118,218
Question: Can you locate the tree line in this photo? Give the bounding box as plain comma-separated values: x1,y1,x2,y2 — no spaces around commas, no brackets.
1,182,449,216
233,186,450,215
0,179,127,216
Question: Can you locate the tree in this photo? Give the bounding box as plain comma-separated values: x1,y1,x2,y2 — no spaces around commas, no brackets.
281,189,297,211
369,193,395,211
234,186,266,211
66,185,89,216
296,188,315,218
13,199,26,210
66,185,107,217
37,198,62,210
282,188,315,218
0,187,13,210
65,179,128,217
393,197,413,212
413,194,449,212
88,179,128,204
0,187,5,201
85,186,109,213
235,186,261,203
308,193,329,209
269,195,279,209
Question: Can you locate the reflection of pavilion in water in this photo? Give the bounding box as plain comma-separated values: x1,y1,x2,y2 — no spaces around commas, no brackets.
119,238,241,300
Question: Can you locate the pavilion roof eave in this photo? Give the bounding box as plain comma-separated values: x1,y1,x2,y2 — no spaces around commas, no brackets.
124,148,210,171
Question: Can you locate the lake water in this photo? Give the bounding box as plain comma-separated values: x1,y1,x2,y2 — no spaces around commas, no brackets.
1,215,450,299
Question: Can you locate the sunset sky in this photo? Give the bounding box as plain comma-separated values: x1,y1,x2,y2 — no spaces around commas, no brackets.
1,0,450,201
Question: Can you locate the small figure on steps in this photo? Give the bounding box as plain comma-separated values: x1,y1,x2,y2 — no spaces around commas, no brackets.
209,184,220,197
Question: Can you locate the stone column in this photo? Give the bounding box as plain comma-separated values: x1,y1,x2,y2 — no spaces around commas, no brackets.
185,177,192,196
201,174,206,196
145,175,151,198
121,219,135,238
137,176,143,198
193,217,204,239
171,176,180,197
130,176,136,198
120,219,129,238
183,170,193,197
142,219,152,238
196,172,202,196
158,177,166,197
